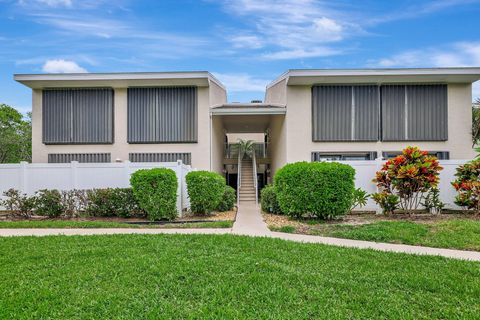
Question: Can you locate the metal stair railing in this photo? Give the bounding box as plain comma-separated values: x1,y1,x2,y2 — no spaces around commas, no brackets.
237,151,241,205
252,152,258,204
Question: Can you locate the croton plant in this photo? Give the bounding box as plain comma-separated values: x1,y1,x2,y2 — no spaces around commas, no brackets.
452,159,480,214
372,146,443,214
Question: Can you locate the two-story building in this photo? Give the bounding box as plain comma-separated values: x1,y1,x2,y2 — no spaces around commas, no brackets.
15,67,480,200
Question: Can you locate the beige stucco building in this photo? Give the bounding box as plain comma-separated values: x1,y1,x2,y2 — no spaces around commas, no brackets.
15,67,480,191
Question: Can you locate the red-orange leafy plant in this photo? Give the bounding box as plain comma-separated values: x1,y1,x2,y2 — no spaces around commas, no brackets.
452,159,480,214
372,146,443,214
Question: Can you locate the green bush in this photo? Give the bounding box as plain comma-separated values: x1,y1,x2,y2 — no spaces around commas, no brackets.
274,162,355,219
261,184,282,214
85,188,144,218
186,171,225,214
217,185,236,212
33,189,63,217
130,168,178,220
1,188,35,218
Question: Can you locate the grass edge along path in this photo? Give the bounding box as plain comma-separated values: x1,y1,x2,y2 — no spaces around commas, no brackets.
0,220,233,229
270,218,480,251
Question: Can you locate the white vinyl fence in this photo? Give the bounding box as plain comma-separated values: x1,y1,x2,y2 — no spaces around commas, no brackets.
335,159,467,211
0,160,193,214
0,159,469,213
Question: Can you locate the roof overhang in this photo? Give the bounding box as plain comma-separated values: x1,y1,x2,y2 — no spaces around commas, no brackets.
267,68,480,88
210,103,286,116
14,71,225,90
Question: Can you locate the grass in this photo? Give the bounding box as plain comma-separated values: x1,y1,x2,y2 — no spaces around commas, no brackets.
0,220,233,229
272,219,480,251
0,234,479,319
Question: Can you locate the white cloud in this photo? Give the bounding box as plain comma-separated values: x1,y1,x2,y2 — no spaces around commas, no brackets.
372,42,480,101
219,0,356,59
36,0,72,6
229,35,264,49
42,59,87,73
262,47,340,60
374,42,480,68
18,0,72,7
212,72,269,92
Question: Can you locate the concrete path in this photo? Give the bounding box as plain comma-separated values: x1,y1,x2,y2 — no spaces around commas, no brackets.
232,202,270,235
1,204,480,262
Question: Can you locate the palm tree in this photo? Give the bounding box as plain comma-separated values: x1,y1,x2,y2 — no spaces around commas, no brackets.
473,98,480,147
237,139,255,159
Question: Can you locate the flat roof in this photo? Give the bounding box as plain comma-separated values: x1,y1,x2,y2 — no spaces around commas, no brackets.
211,103,286,115
267,67,480,88
14,71,226,90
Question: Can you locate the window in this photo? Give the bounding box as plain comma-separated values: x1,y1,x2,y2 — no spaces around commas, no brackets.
128,87,197,143
312,84,448,142
382,151,449,160
312,85,380,141
381,85,447,141
129,152,191,165
311,151,377,161
42,89,114,144
48,153,111,163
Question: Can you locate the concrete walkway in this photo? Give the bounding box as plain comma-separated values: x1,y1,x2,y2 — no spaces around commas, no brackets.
1,204,480,262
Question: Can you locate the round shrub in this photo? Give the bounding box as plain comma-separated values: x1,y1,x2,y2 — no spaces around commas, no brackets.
217,185,236,212
261,184,282,214
130,168,178,221
274,161,355,219
34,189,63,217
186,171,225,214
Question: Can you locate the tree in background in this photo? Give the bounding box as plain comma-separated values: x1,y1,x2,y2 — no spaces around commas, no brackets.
0,104,31,163
473,98,480,147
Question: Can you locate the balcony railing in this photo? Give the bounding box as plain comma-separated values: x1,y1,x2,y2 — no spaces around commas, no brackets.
224,143,268,159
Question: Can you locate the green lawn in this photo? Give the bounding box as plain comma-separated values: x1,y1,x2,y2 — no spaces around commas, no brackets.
274,219,480,251
0,220,233,229
0,234,479,319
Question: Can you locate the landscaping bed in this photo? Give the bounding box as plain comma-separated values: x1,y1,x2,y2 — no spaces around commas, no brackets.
264,212,480,251
0,209,236,228
0,234,478,319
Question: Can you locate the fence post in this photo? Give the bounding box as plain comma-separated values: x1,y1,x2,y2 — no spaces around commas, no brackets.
70,161,79,189
19,161,28,194
123,160,131,187
374,156,384,214
176,160,183,216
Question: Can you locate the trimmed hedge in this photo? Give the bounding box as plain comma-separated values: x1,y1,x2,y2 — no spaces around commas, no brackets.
186,171,225,214
274,161,355,219
85,188,145,218
130,168,178,221
217,185,236,212
261,184,282,214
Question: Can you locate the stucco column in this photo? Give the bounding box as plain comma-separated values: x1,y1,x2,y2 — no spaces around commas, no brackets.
112,88,129,162
31,89,45,163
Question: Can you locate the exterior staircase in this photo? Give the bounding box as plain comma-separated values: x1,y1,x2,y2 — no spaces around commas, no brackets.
238,158,257,203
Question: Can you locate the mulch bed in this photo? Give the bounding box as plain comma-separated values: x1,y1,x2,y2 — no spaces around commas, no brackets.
0,208,237,224
263,210,480,230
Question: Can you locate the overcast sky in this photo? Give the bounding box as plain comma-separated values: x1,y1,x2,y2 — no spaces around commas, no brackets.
1,0,480,114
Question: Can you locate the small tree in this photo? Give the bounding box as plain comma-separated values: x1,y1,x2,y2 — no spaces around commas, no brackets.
372,146,443,214
0,104,31,163
237,139,255,159
452,159,480,214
